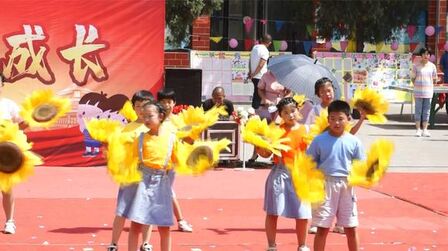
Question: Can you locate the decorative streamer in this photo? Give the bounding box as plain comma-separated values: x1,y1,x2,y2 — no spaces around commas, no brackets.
407,25,416,40
303,41,313,54
275,21,285,32
210,37,223,43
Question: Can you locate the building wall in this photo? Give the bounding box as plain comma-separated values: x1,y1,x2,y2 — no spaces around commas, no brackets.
427,0,447,58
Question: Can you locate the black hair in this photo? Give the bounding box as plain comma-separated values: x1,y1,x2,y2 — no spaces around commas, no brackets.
131,90,154,106
261,34,272,44
157,88,176,102
212,86,225,96
0,73,4,87
314,77,334,96
142,102,166,122
328,100,351,117
419,47,431,56
276,97,298,114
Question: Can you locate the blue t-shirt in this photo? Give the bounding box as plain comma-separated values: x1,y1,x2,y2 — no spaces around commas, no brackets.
306,131,365,177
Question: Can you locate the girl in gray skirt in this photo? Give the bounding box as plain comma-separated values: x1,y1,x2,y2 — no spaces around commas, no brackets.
259,97,311,251
118,102,176,251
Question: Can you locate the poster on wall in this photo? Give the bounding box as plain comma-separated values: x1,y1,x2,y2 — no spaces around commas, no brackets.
0,0,165,166
316,52,412,102
190,50,291,103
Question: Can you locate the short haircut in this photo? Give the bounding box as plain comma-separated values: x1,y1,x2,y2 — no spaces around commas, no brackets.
276,97,298,114
419,47,431,56
157,88,176,102
314,77,334,96
131,90,154,106
261,34,272,44
328,100,351,117
212,86,225,96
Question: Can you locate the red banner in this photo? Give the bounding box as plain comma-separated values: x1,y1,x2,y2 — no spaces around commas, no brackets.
1,0,165,166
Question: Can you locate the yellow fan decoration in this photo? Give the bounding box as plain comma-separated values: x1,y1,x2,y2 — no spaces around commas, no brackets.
106,131,141,185
293,94,306,107
170,106,226,140
241,116,290,156
351,88,389,124
348,139,394,188
0,119,42,192
20,89,71,128
119,100,138,122
86,118,124,143
286,152,325,203
176,138,231,175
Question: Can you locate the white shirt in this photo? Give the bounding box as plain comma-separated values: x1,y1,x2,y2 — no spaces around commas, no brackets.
250,44,269,79
0,97,21,122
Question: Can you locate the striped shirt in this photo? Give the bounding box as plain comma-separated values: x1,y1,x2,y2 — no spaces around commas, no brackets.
412,61,437,98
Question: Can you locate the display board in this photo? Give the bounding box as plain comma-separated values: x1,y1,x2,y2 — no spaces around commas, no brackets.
316,52,413,102
190,50,291,103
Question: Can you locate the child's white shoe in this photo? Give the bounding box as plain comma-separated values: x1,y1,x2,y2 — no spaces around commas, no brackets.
308,226,317,234
415,129,422,137
4,220,15,234
298,245,310,251
422,129,431,137
178,219,193,232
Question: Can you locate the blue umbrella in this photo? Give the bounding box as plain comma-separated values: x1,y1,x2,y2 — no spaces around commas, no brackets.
268,54,341,104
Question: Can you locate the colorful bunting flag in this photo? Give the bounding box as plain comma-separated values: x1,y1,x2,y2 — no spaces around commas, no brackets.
273,40,281,52
210,37,223,43
275,21,285,32
303,41,313,54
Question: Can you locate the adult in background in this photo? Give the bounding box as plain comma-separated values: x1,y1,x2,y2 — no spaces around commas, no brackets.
202,86,234,120
411,47,437,137
249,34,272,110
257,70,291,123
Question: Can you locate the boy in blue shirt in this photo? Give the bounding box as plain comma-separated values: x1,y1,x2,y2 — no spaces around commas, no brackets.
306,100,365,251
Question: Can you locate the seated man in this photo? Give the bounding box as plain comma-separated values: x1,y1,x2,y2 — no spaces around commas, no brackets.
202,86,234,120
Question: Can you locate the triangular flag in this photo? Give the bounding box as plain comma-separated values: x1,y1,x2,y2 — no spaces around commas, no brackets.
376,42,384,52
260,19,267,25
210,37,223,43
244,39,255,51
303,41,313,54
435,25,443,35
407,25,416,41
340,40,348,52
273,40,282,52
244,18,254,34
438,42,445,51
306,25,314,36
275,21,285,32
409,42,418,53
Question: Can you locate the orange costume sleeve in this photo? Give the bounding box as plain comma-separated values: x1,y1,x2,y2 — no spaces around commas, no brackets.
273,124,307,166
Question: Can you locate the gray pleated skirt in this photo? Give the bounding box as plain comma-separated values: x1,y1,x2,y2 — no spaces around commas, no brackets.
264,163,312,219
116,166,173,226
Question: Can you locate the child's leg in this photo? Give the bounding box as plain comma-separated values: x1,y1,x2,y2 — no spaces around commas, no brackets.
110,215,126,245
128,221,143,251
142,224,153,244
344,227,359,251
265,214,278,248
294,219,308,247
158,226,171,251
2,191,14,221
313,227,330,251
172,196,183,221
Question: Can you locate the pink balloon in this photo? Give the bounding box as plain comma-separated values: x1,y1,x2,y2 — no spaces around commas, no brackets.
444,42,448,51
425,26,435,36
325,41,332,49
280,41,288,51
430,54,436,63
229,38,238,48
390,41,399,51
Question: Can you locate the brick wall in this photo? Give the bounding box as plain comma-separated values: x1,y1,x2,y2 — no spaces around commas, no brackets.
164,51,190,68
191,15,210,51
427,0,447,57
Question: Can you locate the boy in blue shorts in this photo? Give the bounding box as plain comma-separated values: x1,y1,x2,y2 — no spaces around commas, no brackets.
306,100,365,251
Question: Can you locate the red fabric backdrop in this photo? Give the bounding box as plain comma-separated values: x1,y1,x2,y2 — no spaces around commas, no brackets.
0,0,165,166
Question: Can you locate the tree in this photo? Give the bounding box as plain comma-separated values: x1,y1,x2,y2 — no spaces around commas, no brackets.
166,0,223,48
316,0,426,52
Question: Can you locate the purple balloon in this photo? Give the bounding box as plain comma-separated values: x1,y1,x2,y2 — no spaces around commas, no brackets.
280,41,288,51
391,41,399,51
229,38,238,48
430,54,436,63
425,26,435,36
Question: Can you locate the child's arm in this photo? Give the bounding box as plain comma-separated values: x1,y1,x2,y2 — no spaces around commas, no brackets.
350,108,366,135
